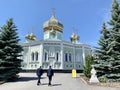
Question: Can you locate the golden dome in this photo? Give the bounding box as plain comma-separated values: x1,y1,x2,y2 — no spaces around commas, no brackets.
25,34,30,40
30,32,36,40
70,33,80,41
43,11,63,32
70,33,76,41
75,34,80,40
25,32,36,41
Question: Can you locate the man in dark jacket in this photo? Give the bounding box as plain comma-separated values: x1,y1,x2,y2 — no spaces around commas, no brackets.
36,66,43,85
47,66,54,86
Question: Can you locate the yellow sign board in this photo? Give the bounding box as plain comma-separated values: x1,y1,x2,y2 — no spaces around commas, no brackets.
72,69,76,78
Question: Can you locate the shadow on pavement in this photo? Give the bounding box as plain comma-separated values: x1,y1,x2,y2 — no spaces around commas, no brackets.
8,76,46,82
40,83,62,86
41,83,48,85
52,84,62,86
18,77,46,82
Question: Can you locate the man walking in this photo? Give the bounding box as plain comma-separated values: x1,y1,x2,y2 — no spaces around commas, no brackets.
36,66,43,85
47,66,54,86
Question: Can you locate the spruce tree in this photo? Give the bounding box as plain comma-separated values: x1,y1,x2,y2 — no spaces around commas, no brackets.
106,0,120,81
0,18,23,81
94,23,110,77
95,0,120,82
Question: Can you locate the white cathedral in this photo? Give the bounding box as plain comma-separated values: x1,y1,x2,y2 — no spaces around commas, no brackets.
20,11,92,70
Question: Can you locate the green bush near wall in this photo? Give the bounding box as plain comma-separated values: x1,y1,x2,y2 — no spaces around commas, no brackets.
83,55,94,78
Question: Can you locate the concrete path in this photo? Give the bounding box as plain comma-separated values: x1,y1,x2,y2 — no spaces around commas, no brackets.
0,73,119,90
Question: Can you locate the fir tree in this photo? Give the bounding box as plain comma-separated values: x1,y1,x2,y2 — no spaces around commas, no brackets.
106,0,120,81
0,18,23,81
94,23,110,77
95,0,120,82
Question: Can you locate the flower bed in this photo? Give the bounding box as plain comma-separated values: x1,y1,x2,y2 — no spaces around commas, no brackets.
80,76,120,88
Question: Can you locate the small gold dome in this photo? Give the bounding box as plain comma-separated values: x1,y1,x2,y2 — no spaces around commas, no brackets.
25,32,36,41
25,34,30,39
70,33,76,41
30,32,36,40
75,34,80,40
43,11,63,32
70,33,80,41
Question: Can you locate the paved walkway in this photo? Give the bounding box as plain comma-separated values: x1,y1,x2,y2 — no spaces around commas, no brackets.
0,73,119,90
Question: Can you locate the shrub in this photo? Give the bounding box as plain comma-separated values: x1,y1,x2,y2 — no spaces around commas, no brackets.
83,55,94,78
99,76,107,83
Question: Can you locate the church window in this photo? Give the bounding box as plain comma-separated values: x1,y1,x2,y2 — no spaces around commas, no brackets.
56,52,59,61
65,53,68,62
69,53,71,62
45,52,47,61
35,52,38,61
31,52,34,61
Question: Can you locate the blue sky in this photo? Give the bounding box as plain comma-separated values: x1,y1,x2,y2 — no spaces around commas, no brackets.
0,0,115,47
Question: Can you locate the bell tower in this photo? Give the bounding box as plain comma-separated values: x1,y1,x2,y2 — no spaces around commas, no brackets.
43,9,63,40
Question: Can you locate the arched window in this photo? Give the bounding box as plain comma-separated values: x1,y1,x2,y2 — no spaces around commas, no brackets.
44,52,48,61
31,52,34,61
69,53,71,62
35,52,38,61
56,52,59,61
65,53,68,62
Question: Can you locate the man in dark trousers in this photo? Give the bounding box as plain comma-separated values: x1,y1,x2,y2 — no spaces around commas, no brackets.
36,66,43,85
47,66,54,86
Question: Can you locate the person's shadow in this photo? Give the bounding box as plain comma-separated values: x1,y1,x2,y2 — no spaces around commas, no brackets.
8,76,46,82
52,84,62,86
18,76,46,82
41,83,62,86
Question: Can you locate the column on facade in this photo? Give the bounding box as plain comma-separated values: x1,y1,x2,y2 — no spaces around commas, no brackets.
73,44,76,69
28,45,31,69
82,46,85,65
39,43,43,66
60,43,63,69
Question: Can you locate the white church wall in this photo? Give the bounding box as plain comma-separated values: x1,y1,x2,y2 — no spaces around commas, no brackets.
28,45,41,69
75,48,83,70
21,47,29,69
42,44,62,69
20,41,92,70
63,45,74,70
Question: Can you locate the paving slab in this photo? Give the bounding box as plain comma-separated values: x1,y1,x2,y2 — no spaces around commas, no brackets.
0,73,119,90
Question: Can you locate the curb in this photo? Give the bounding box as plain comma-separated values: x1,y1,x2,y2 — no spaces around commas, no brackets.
80,77,88,85
0,81,5,85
